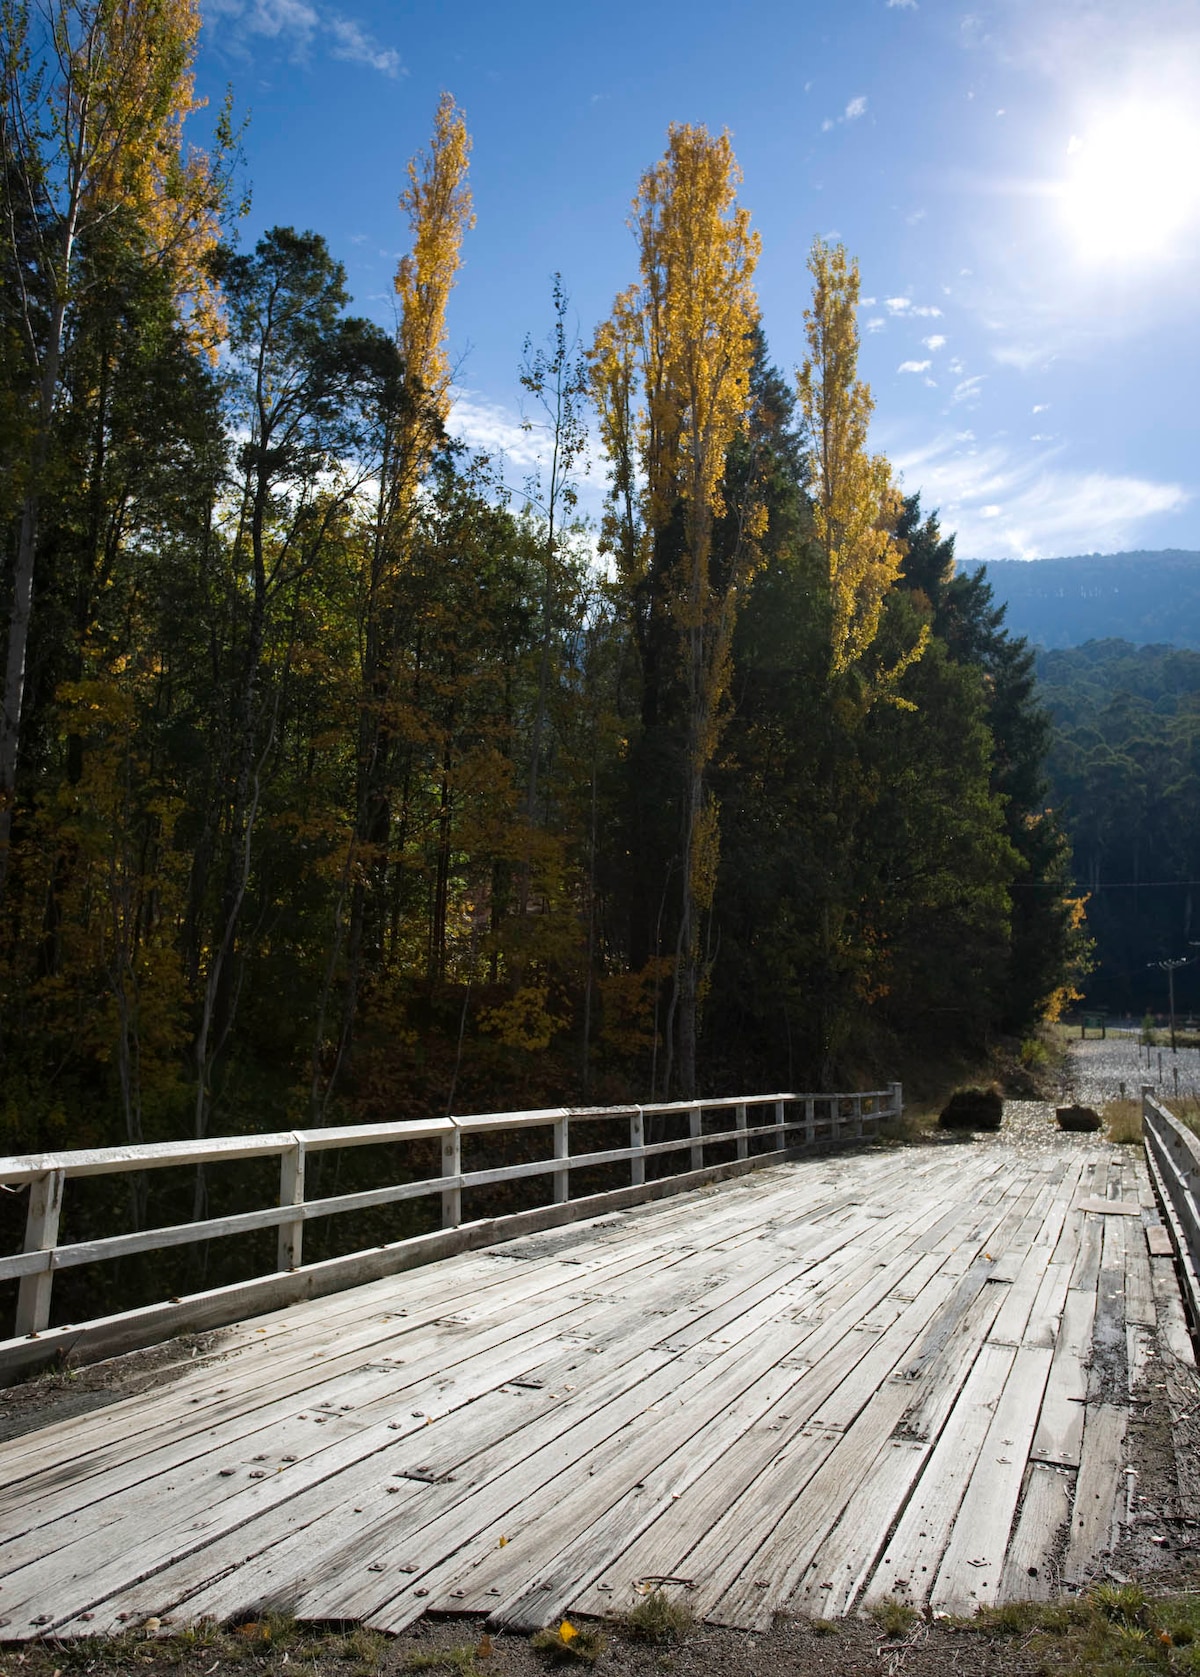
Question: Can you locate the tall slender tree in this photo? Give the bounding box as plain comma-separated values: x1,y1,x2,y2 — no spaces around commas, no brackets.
592,123,762,1095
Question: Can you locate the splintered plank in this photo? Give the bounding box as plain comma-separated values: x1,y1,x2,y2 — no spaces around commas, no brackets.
998,1462,1074,1602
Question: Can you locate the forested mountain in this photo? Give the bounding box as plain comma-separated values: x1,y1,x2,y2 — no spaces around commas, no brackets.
0,3,1086,1179
1038,641,1200,1017
964,553,1200,650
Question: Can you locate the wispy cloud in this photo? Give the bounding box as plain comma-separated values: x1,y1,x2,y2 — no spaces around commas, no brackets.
922,334,947,350
951,375,986,405
866,316,886,332
885,295,943,319
845,95,868,120
886,0,918,8
992,343,1052,372
206,0,403,75
892,431,1190,558
899,359,932,373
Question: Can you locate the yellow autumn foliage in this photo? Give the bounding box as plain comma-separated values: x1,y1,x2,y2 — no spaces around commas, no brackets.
797,239,928,685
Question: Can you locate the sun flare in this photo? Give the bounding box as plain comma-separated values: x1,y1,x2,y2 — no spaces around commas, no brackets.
1060,103,1200,263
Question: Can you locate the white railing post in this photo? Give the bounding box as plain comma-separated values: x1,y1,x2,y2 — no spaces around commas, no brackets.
805,1097,815,1145
853,1094,863,1138
630,1109,645,1187
775,1098,785,1149
689,1105,703,1171
735,1102,748,1162
15,1168,65,1336
553,1114,570,1204
889,1082,903,1126
442,1126,462,1228
276,1136,306,1271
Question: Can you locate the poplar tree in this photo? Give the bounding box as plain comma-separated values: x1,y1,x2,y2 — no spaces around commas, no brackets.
797,239,925,689
593,123,762,1096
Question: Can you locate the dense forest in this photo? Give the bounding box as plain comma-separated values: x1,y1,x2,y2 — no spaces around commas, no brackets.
1038,640,1200,1018
0,0,1087,1174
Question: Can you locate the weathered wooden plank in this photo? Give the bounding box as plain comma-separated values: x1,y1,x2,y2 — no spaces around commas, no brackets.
997,1462,1074,1602
788,1278,1011,1617
1063,1403,1127,1584
928,1342,1055,1614
863,1341,1016,1610
1029,1289,1096,1468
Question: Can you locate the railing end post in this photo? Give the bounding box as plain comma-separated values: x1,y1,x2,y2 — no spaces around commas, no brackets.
15,1167,65,1338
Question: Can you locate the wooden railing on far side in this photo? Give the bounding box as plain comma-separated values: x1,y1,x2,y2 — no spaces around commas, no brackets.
0,1085,901,1376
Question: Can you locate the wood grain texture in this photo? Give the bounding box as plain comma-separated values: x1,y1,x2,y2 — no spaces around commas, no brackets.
0,1133,1181,1638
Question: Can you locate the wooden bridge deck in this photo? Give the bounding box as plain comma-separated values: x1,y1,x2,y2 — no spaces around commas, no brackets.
0,1135,1189,1637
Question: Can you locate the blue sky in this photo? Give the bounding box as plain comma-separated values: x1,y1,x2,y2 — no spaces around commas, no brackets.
194,0,1200,560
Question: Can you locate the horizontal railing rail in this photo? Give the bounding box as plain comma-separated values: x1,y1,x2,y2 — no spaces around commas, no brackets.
1143,1084,1200,1339
1,1083,901,1351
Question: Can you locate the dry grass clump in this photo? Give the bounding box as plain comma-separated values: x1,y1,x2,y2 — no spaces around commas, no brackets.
623,1587,695,1646
530,1620,606,1664
1103,1099,1143,1145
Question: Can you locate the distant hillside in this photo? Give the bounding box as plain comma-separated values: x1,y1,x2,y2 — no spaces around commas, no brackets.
961,550,1200,649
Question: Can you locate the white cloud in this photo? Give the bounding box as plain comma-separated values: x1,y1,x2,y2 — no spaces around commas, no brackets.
866,316,886,332
911,304,943,318
892,431,1190,558
821,118,834,132
205,0,402,74
860,296,877,306
948,357,965,375
886,0,918,8
951,375,987,405
922,333,947,350
899,359,932,373
1032,402,1050,413
449,391,546,470
845,95,868,120
885,296,911,313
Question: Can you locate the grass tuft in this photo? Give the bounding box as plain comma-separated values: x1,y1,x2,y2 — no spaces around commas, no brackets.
623,1588,695,1646
869,1598,919,1639
530,1621,606,1664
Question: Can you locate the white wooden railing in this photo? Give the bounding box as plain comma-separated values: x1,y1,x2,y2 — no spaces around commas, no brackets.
1143,1084,1200,1335
1,1085,901,1349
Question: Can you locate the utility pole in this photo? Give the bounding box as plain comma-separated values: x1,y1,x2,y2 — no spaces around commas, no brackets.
1149,956,1191,1053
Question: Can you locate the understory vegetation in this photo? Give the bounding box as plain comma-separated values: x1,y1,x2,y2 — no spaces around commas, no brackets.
1,3,1088,1193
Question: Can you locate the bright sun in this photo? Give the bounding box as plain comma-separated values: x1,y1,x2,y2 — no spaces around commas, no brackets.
1060,103,1200,263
